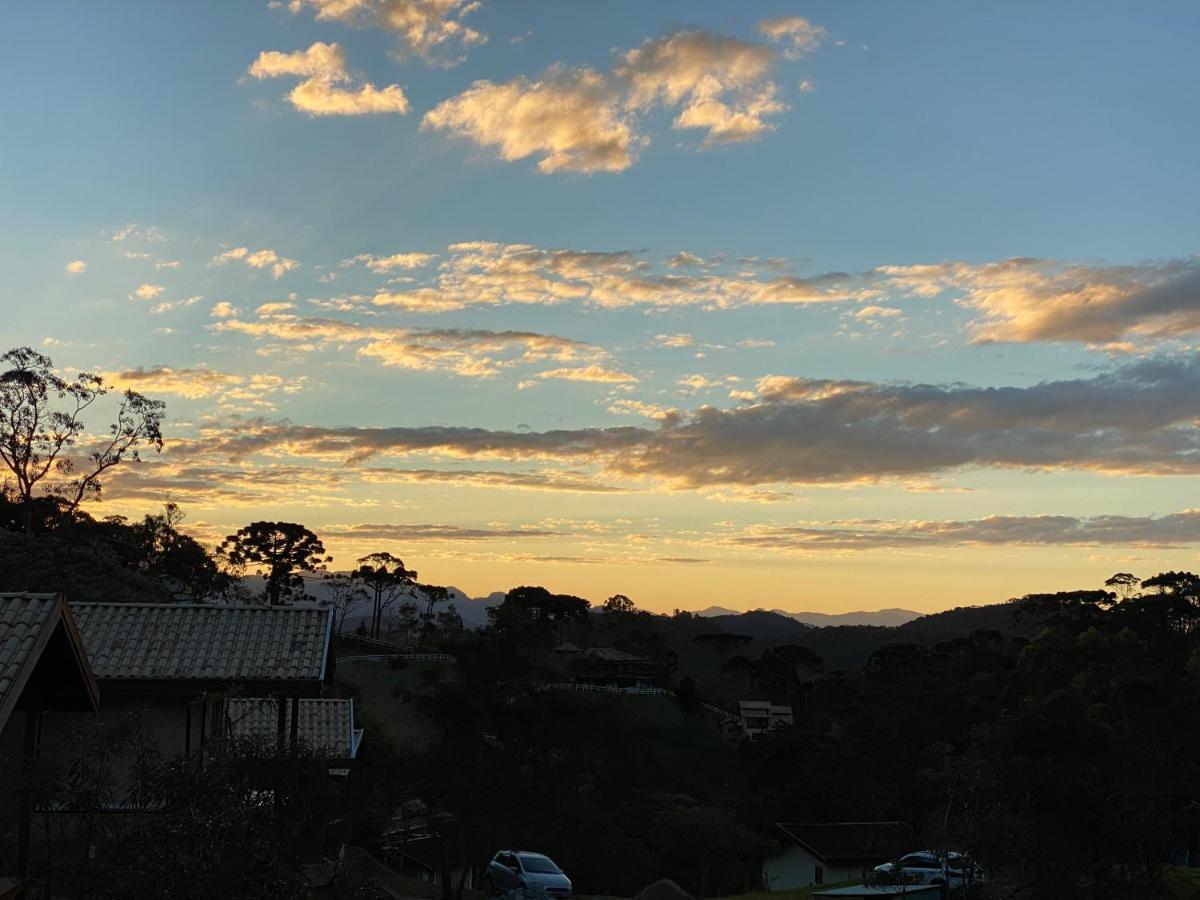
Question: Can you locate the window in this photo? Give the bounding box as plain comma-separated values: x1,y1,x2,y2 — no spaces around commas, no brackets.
814,866,823,885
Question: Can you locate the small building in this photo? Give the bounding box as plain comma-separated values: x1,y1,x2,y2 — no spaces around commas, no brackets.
0,592,100,879
43,602,335,763
763,822,912,890
738,700,793,738
568,646,666,688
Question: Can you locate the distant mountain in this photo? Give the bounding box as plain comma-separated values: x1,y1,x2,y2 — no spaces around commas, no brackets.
697,605,922,628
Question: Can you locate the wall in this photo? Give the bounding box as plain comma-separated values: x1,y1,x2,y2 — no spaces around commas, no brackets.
761,845,864,890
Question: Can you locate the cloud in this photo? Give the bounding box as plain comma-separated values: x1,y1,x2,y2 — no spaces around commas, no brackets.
212,246,300,279
202,356,1200,487
277,0,485,64
758,16,828,60
615,30,784,145
321,523,562,541
101,366,246,399
211,302,241,318
247,42,410,116
211,310,596,379
423,25,806,172
853,305,902,320
367,240,865,311
656,333,695,348
342,251,437,272
423,66,639,174
729,509,1200,552
536,365,638,384
879,256,1200,344
65,260,87,275
131,283,165,300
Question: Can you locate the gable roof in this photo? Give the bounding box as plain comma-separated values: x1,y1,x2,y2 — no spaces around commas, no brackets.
71,603,333,684
776,822,912,866
0,592,99,731
225,697,361,758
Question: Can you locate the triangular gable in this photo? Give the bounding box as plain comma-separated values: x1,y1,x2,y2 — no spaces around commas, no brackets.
0,592,99,733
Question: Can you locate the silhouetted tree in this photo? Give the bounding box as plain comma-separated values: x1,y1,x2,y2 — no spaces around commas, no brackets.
218,521,331,605
0,346,164,533
322,571,369,634
1105,572,1141,600
603,593,636,614
354,551,417,638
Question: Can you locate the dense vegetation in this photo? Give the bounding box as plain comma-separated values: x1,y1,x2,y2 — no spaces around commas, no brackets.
8,496,1200,898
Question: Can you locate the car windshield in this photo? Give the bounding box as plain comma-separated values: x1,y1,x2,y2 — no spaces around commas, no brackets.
519,856,561,874
902,855,940,868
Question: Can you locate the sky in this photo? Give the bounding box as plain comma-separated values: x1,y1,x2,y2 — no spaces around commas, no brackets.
3,1,1200,613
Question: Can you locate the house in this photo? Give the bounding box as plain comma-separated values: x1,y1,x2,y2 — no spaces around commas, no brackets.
224,696,363,769
738,700,793,738
43,602,335,761
762,822,912,890
0,592,100,879
567,646,666,688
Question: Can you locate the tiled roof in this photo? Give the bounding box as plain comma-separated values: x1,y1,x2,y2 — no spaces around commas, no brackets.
72,603,332,683
225,697,360,758
777,821,912,865
0,592,99,730
0,592,59,726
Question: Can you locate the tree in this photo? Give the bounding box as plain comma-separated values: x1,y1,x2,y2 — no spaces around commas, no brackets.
603,593,636,614
416,583,451,645
0,347,164,533
1105,572,1141,600
217,521,331,606
323,571,369,634
354,552,417,639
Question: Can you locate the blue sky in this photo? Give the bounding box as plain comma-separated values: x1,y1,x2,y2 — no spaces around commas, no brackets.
3,2,1200,611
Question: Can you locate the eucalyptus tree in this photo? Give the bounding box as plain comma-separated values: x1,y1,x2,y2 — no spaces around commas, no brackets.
0,346,164,533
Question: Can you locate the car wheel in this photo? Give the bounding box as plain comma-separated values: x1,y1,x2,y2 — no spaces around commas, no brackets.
483,876,495,896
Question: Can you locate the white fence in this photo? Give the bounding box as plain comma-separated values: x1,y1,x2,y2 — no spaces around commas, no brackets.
338,652,457,664
535,682,741,723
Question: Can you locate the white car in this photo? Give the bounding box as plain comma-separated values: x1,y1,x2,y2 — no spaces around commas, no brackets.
485,851,572,899
874,851,981,889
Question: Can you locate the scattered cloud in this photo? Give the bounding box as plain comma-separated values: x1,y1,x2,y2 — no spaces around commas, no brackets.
655,333,695,348
246,42,409,116
368,240,866,311
102,366,245,399
537,364,638,384
275,0,485,65
212,309,596,379
880,256,1200,344
212,246,300,279
424,66,640,174
65,260,87,275
758,16,828,60
424,24,812,173
202,356,1200,488
321,522,562,541
729,509,1200,552
341,251,438,272
131,283,165,300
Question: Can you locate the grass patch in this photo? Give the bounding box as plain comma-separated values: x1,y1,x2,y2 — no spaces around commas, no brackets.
720,881,857,900
334,659,454,751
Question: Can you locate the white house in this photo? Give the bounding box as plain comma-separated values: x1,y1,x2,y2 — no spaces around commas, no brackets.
762,822,911,890
738,700,793,738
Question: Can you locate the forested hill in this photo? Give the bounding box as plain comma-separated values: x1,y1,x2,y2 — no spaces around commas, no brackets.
707,601,1043,670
